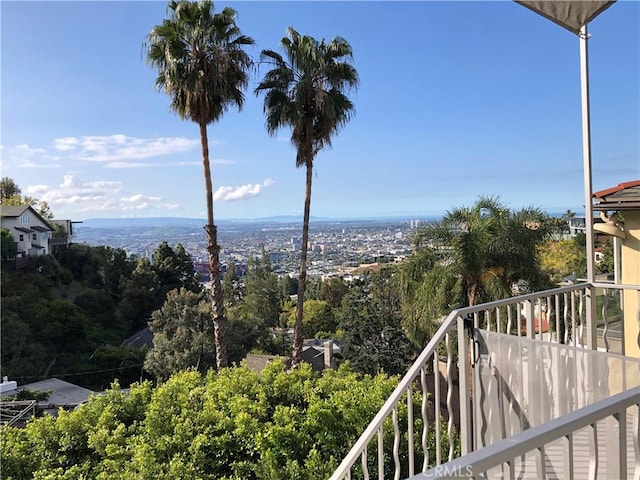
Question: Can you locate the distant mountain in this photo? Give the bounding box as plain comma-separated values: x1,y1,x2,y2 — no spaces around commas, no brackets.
76,214,444,230
79,217,207,228
78,215,337,229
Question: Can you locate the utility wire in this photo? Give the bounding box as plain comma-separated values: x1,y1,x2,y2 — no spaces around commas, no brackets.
12,364,144,381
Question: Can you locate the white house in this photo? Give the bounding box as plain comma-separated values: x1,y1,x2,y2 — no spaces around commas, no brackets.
1,205,53,257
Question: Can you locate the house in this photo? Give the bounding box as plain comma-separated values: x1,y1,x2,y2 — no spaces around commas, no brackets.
1,378,96,426
593,179,640,358
330,230,640,479
48,218,82,249
1,205,53,257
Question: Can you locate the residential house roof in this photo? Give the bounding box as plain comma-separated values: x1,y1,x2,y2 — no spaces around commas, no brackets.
593,180,640,211
1,204,53,230
121,327,154,349
2,378,95,407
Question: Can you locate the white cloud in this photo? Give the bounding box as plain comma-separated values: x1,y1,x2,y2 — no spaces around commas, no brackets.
61,175,75,188
121,194,162,203
83,180,123,191
40,175,123,206
25,184,49,194
212,178,274,202
104,162,156,169
2,135,229,171
122,202,150,211
53,137,80,151
52,134,200,163
1,143,60,168
29,174,174,215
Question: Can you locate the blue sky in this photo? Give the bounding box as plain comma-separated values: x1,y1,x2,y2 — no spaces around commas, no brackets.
2,1,638,221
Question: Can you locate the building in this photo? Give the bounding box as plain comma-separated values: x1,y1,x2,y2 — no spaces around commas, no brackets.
1,205,53,257
48,219,82,249
593,179,640,358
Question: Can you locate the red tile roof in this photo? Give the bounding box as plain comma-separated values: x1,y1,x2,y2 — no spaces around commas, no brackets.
593,180,640,199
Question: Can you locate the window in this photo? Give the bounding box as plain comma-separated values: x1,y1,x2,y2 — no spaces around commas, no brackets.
41,233,47,240
32,233,37,241
19,234,24,241
20,215,29,225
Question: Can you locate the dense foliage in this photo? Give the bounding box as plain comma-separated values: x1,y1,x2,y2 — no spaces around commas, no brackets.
399,197,555,344
0,362,451,479
1,241,200,389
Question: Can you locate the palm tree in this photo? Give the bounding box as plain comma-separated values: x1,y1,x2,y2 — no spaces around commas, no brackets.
255,27,358,365
400,197,553,344
145,0,254,369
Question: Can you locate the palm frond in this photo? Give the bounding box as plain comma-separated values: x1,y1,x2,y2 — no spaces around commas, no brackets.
144,0,254,124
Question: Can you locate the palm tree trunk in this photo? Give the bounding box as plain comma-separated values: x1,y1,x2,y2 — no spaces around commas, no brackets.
292,158,313,366
199,121,227,369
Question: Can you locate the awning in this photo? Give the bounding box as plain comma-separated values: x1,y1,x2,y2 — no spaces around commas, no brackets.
31,226,51,232
14,227,33,233
515,1,616,35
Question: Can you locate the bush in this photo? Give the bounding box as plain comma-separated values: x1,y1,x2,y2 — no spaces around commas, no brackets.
1,363,402,479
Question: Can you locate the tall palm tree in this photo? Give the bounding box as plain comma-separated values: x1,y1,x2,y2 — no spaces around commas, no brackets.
255,27,358,365
145,0,254,369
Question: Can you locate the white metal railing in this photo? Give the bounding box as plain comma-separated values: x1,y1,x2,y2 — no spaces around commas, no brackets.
329,282,640,480
414,387,640,480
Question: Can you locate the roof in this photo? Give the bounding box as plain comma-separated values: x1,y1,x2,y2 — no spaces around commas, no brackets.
3,378,95,407
121,327,154,348
1,205,30,218
593,180,640,211
1,204,53,229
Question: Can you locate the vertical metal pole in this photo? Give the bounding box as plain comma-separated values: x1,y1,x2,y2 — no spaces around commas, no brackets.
458,317,472,455
580,24,597,350
613,236,622,285
614,236,625,354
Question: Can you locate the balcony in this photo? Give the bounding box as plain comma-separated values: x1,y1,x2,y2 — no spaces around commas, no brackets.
330,282,640,479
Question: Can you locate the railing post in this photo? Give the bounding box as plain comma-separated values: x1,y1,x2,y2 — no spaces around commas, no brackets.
585,285,597,350
458,316,472,455
525,300,535,339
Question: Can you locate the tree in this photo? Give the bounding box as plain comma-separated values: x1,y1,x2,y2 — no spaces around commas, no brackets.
255,27,358,364
278,275,298,297
1,228,17,258
401,197,553,344
236,252,282,327
597,238,614,275
539,238,587,282
93,246,136,301
144,288,216,381
0,176,21,199
222,261,242,308
1,364,416,479
320,277,349,309
339,270,418,375
145,0,254,369
288,299,336,338
118,258,163,335
152,241,200,296
0,176,53,219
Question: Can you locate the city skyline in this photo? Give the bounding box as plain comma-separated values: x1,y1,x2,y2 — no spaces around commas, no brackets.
2,1,639,221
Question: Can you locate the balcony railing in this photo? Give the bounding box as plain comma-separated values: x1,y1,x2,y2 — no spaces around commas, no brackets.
330,282,640,480
418,386,640,479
